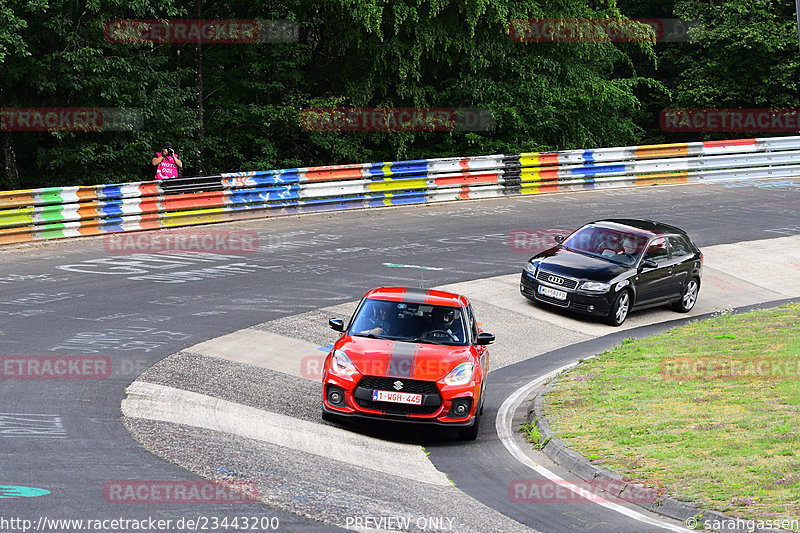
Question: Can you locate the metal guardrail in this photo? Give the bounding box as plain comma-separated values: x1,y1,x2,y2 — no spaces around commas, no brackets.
2,135,800,245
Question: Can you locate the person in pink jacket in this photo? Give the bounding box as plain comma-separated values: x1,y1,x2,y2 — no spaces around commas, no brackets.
152,141,183,180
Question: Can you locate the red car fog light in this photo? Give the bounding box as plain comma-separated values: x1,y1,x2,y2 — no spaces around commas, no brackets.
446,398,473,419
326,385,346,407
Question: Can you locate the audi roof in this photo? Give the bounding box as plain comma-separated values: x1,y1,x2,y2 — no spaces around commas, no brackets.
588,219,690,236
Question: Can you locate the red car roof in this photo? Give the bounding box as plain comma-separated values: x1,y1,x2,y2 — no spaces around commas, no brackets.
364,287,467,307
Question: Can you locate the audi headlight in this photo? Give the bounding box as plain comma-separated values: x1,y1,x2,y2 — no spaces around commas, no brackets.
580,281,611,292
331,350,358,376
444,362,474,386
524,261,539,275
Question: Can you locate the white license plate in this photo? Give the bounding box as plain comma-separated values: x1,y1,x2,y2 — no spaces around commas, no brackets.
372,390,423,405
538,285,567,300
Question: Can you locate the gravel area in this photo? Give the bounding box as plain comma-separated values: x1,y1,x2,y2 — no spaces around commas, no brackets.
253,302,359,347
135,351,324,424
123,417,537,533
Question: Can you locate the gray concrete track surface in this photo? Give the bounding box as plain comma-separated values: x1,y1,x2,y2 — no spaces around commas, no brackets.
0,178,798,532
123,232,800,532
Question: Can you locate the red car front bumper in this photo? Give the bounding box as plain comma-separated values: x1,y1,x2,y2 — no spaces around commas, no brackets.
322,370,480,426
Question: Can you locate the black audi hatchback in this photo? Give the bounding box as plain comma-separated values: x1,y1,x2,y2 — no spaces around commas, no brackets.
520,219,703,326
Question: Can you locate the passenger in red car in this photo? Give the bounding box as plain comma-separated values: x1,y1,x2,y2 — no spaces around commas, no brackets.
360,301,393,336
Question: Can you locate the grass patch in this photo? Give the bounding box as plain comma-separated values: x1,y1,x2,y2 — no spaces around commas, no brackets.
544,304,800,525
520,419,550,449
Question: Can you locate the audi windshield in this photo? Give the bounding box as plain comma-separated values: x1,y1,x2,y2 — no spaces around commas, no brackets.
561,226,650,265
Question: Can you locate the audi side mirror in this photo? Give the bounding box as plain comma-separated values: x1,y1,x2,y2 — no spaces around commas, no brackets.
639,259,658,271
476,332,495,345
554,235,565,243
329,318,344,332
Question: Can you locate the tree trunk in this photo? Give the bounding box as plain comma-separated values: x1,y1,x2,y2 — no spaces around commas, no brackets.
0,84,20,190
0,131,20,191
195,0,206,175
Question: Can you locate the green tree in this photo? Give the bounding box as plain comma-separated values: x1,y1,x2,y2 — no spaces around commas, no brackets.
1,0,661,189
0,0,48,188
618,0,800,143
671,0,799,109
0,0,194,189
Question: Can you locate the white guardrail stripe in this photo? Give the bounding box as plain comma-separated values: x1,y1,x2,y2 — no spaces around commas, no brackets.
2,135,800,245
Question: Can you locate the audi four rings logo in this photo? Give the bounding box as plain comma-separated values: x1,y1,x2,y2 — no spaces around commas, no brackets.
393,380,404,390
548,275,564,285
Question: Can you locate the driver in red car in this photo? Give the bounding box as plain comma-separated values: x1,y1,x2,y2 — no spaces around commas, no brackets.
428,307,461,342
360,301,393,336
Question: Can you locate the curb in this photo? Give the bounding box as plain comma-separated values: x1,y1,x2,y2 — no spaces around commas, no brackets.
528,357,790,532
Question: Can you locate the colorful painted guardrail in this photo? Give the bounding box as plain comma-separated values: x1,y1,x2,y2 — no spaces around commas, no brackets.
2,135,800,245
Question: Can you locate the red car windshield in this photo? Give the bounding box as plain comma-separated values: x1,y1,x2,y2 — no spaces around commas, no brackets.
562,226,649,265
350,299,468,346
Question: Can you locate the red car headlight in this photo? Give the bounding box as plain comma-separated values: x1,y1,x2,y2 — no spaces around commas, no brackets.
330,349,358,377
444,362,474,386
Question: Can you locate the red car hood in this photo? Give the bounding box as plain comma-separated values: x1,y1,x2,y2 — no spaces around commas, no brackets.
335,335,474,381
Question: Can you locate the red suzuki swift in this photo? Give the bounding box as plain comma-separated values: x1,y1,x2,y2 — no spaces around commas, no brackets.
322,287,495,440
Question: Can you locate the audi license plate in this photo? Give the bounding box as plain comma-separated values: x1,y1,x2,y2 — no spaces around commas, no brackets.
538,285,567,300
372,390,423,405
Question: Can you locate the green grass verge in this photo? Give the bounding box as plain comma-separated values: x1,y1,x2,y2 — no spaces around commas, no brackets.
543,303,800,526
520,418,550,449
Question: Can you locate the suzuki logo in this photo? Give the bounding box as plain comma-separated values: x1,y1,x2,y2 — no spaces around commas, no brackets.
548,275,564,285
392,380,404,390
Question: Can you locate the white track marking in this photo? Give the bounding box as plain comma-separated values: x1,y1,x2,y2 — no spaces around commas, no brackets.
496,367,692,532
123,381,451,487
189,329,322,380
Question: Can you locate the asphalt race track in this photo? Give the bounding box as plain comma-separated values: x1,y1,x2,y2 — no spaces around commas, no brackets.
1,179,799,532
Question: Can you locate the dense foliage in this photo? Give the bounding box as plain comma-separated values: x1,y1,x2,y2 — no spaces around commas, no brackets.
0,0,798,189
619,0,800,144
